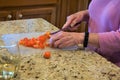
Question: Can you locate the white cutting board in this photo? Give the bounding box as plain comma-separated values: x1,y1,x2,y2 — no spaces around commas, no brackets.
1,32,79,55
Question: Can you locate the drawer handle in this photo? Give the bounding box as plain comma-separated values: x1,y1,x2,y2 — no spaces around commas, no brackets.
7,14,12,19
19,14,23,18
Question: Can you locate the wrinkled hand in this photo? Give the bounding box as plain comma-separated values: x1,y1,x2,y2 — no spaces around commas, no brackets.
63,10,89,31
49,31,84,48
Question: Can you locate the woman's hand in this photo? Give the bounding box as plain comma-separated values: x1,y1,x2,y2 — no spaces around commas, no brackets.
62,10,89,31
49,31,84,48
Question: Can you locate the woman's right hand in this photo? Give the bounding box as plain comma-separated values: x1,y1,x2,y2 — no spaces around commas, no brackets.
62,10,89,31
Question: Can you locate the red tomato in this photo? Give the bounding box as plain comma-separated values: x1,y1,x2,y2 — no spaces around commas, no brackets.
44,31,50,38
33,44,39,48
45,43,50,47
19,40,24,45
23,37,29,41
19,32,51,49
43,51,51,59
39,43,45,49
38,36,46,43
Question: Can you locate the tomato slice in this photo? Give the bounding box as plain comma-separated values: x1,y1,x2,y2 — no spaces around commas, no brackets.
19,32,51,49
43,51,51,59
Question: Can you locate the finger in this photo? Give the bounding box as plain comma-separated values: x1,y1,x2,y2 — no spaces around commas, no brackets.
50,32,65,47
49,32,60,47
69,25,80,31
54,35,71,48
49,38,54,47
53,39,61,48
62,16,76,29
71,17,82,27
58,39,75,48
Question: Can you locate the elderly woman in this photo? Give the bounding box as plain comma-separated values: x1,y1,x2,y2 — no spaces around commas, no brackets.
50,0,120,67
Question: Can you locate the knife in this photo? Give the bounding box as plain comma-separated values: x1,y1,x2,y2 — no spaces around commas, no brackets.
51,21,81,35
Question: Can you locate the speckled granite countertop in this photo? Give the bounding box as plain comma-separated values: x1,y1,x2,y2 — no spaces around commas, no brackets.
0,18,58,35
0,18,120,80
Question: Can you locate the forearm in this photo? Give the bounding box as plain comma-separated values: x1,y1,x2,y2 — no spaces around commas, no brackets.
81,10,89,22
78,32,99,48
88,33,100,48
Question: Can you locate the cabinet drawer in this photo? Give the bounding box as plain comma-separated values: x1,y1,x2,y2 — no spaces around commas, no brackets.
0,11,15,21
0,0,57,7
17,7,56,25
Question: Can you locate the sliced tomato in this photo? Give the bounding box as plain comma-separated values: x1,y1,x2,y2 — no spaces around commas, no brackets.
43,51,51,59
39,43,45,49
19,32,51,49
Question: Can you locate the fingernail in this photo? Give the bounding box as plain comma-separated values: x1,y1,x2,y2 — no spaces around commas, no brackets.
71,22,76,27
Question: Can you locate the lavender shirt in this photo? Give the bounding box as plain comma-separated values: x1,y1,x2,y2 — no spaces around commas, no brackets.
88,0,120,66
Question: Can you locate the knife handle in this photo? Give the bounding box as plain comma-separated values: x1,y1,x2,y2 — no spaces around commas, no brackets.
51,21,81,35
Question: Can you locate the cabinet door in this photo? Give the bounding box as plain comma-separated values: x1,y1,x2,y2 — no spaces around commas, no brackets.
17,7,56,25
57,0,90,32
0,0,57,7
0,11,14,21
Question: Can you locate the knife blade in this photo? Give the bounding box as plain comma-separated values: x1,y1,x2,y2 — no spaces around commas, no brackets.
51,21,81,35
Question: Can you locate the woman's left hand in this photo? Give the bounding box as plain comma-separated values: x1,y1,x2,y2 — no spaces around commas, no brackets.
49,31,84,48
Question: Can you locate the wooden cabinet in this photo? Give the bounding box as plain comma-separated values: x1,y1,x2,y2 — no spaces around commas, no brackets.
0,0,57,25
0,0,90,31
0,7,56,24
0,10,14,21
57,0,90,31
16,7,56,25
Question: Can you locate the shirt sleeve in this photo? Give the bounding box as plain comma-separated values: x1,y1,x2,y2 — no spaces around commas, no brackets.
98,28,120,58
